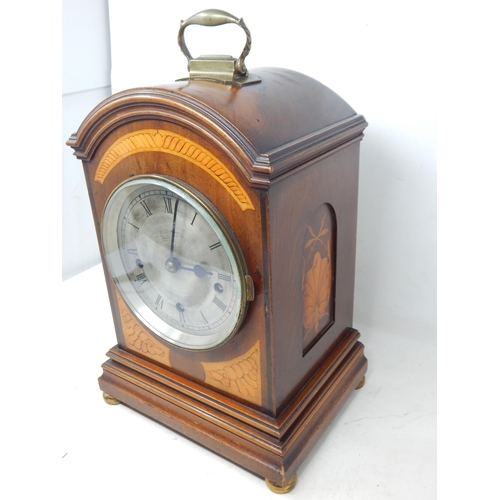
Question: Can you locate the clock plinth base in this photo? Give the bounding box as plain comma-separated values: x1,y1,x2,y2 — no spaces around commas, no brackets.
102,392,121,405
265,474,297,494
98,329,366,487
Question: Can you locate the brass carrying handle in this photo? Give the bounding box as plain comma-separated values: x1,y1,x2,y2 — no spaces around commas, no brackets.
177,9,251,77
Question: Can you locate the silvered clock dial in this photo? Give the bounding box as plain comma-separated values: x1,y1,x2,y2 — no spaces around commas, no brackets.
102,175,252,350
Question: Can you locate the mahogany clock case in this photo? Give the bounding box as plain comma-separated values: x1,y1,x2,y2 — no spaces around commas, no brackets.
67,67,368,488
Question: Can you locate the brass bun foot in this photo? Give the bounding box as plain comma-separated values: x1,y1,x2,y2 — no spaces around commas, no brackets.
103,392,121,405
355,376,366,390
265,474,297,494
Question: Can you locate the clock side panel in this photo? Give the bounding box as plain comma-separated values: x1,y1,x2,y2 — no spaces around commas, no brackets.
268,143,361,413
82,119,270,412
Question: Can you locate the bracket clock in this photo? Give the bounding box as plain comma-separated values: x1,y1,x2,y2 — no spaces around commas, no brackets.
67,9,368,493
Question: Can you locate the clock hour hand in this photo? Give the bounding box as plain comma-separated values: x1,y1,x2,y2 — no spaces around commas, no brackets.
179,264,213,279
165,258,212,278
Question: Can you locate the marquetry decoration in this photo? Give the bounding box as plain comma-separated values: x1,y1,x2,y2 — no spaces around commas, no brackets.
302,204,336,351
117,294,169,362
95,129,255,212
201,341,262,406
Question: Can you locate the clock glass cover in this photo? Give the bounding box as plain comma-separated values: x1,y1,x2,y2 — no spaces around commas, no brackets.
102,175,249,350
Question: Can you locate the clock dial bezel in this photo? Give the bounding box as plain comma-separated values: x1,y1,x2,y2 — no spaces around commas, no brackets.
101,174,250,351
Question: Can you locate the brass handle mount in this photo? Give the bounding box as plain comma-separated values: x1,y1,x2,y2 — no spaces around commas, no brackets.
176,9,261,86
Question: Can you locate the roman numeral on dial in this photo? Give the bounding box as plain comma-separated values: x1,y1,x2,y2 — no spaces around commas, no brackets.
140,200,152,216
164,197,173,213
209,241,222,251
155,295,164,309
135,273,147,285
212,296,227,312
127,221,140,231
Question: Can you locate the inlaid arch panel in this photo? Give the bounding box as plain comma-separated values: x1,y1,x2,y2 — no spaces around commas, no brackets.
302,203,337,353
94,129,255,212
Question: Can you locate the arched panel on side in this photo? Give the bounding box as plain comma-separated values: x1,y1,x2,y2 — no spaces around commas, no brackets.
302,203,337,354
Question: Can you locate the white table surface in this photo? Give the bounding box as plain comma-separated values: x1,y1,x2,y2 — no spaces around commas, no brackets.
41,264,435,499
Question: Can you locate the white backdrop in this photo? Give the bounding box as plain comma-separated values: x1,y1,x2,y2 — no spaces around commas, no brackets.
62,0,112,280
58,2,438,497
8,2,500,499
107,0,437,337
